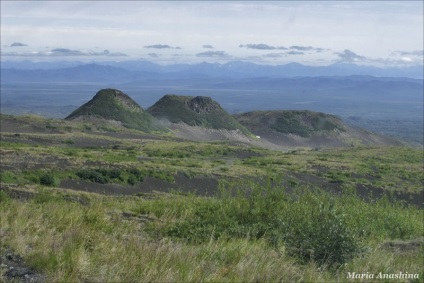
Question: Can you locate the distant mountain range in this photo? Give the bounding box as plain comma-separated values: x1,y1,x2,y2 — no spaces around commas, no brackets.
1,60,423,83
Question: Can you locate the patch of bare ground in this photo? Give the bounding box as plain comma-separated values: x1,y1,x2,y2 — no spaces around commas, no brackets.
0,151,71,171
286,172,423,207
244,124,403,148
355,183,423,207
0,184,90,205
168,122,290,150
0,132,123,148
0,117,60,135
381,238,424,253
55,168,423,207
0,248,45,283
60,172,219,196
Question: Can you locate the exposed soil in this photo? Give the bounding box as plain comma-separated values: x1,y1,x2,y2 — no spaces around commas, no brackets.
0,118,61,135
0,248,45,283
381,238,424,253
285,171,423,207
355,183,423,207
0,185,91,206
60,172,219,196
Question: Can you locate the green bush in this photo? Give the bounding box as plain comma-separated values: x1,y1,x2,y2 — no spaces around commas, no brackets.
39,173,60,187
0,170,16,183
0,191,11,203
280,202,359,267
164,179,361,267
127,175,138,186
76,169,109,184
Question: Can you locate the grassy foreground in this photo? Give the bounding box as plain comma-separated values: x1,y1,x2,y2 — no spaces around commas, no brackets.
1,181,422,282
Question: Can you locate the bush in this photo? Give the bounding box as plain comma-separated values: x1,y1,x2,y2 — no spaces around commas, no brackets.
280,202,359,267
127,175,138,186
164,180,361,267
0,191,11,203
76,169,109,184
0,171,16,183
39,173,60,187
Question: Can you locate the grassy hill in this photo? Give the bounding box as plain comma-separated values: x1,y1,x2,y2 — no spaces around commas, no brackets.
234,110,402,147
235,110,345,137
66,89,165,133
147,94,251,135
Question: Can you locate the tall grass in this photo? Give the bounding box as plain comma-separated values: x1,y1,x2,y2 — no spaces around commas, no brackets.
1,181,422,282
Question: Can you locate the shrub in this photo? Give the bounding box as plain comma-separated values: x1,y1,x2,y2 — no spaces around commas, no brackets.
280,202,359,267
0,171,16,183
76,169,109,184
127,175,138,186
39,173,60,187
0,191,11,203
33,189,59,204
164,180,361,268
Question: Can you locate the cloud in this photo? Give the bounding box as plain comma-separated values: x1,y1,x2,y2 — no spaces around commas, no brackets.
333,49,421,66
239,43,287,50
50,48,127,56
263,53,286,58
50,48,84,55
286,51,304,55
10,42,27,47
335,49,366,63
195,51,230,57
391,50,423,56
202,45,214,49
1,48,127,57
147,53,160,58
240,44,326,53
290,46,325,52
401,57,413,62
144,44,181,49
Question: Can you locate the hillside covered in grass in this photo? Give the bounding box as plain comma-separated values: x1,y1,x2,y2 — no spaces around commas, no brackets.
66,89,165,133
235,110,403,147
235,110,345,137
147,94,251,135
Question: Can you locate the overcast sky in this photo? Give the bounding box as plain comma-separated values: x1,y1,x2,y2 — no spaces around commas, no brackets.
1,1,423,66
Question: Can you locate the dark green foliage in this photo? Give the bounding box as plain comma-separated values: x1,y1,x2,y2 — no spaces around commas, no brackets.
0,170,17,183
235,110,346,137
0,191,11,203
147,95,251,135
63,139,75,145
280,202,358,267
76,167,169,185
33,189,60,204
76,169,109,184
66,89,166,133
39,173,60,187
164,180,362,267
127,175,138,186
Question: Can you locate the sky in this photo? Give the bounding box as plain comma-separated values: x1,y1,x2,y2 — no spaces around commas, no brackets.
1,1,423,66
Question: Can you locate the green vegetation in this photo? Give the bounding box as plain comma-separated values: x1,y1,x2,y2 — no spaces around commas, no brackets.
39,173,60,187
147,94,252,135
66,89,166,133
235,110,346,137
1,182,422,282
0,113,423,282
